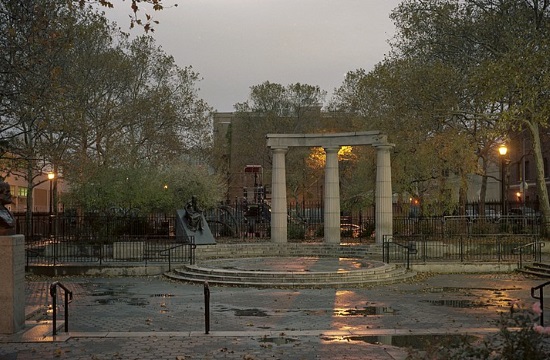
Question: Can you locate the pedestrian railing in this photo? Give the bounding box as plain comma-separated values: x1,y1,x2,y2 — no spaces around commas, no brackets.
26,236,195,266
382,236,418,270
531,281,550,326
513,241,545,269
382,234,540,267
159,240,196,271
50,281,73,335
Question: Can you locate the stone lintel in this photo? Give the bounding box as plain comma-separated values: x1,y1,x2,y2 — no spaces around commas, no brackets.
266,131,388,148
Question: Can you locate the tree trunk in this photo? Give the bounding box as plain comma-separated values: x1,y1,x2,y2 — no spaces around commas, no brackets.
479,157,488,216
528,122,550,236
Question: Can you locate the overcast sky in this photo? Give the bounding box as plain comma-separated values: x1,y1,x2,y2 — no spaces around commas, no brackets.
108,0,402,112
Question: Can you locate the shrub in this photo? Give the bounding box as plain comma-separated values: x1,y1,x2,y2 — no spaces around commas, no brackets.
407,302,550,359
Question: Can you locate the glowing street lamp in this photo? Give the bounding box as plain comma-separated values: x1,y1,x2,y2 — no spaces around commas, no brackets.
48,172,55,237
498,145,508,216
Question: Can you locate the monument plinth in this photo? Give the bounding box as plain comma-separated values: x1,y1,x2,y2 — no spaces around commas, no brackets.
0,179,25,334
0,234,25,334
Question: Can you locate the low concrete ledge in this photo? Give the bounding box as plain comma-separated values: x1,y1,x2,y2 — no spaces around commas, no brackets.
195,243,374,260
26,264,170,277
411,262,519,273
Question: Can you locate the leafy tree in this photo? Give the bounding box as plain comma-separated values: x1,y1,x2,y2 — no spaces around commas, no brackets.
229,82,327,205
1,2,218,216
390,0,550,227
63,161,225,214
331,57,480,216
0,0,78,224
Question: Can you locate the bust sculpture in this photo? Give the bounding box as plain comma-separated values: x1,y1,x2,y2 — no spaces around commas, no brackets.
0,180,15,235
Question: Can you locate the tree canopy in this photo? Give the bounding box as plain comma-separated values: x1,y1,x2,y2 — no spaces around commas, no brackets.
0,1,221,215
330,0,550,219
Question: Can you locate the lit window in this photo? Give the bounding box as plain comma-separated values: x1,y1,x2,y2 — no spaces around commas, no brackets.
18,187,28,197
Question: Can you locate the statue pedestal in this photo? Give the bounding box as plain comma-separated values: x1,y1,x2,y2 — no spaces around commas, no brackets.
0,234,25,334
176,210,216,245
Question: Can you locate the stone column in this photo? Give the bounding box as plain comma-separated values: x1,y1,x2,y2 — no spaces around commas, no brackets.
323,146,341,243
270,147,288,243
374,144,394,244
0,235,25,334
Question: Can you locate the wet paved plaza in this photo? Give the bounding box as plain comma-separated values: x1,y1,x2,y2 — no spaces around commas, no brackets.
0,259,548,359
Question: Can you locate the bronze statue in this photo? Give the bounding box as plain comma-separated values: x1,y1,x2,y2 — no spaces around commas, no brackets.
0,180,15,235
184,195,203,231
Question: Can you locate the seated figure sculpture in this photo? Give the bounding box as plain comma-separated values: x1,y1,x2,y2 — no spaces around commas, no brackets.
185,195,203,232
0,180,15,235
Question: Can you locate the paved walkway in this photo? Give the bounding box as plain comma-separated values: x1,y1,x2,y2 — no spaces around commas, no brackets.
0,262,547,359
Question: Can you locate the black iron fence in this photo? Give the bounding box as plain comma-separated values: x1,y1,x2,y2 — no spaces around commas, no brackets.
19,213,194,266
383,234,543,266
17,207,546,266
25,236,195,266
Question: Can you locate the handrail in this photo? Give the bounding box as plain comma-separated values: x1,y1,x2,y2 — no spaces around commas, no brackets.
382,238,417,270
49,281,73,335
531,281,550,326
513,241,544,269
25,248,40,267
159,241,197,271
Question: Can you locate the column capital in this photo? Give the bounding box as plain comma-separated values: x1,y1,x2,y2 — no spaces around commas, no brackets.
271,146,288,154
323,146,340,153
373,143,395,150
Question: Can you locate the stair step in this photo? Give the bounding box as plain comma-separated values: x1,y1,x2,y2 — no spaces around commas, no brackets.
519,269,550,278
170,269,407,283
164,270,416,288
532,262,550,270
518,262,550,278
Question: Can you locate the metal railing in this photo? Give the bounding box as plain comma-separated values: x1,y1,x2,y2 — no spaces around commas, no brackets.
531,281,550,326
159,240,196,271
513,241,545,269
26,236,195,266
382,234,541,268
50,281,73,335
382,237,418,270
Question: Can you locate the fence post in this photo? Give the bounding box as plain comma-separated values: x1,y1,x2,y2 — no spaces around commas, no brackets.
204,281,210,334
50,283,57,335
460,235,464,262
497,236,502,263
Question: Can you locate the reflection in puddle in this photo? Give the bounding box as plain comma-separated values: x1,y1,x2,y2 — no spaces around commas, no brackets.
150,294,174,297
95,298,149,306
427,287,518,293
322,334,478,350
258,337,298,345
235,308,269,317
334,306,395,316
423,299,490,308
423,298,511,308
91,290,129,297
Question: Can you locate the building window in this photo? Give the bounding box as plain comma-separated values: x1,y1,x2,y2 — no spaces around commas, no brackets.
18,187,28,197
525,160,530,181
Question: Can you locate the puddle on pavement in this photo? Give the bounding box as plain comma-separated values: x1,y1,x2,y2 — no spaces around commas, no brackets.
235,308,269,317
150,294,174,297
258,337,298,345
95,297,149,306
334,306,396,316
422,298,512,308
322,334,478,350
426,287,518,293
423,299,489,308
91,290,130,297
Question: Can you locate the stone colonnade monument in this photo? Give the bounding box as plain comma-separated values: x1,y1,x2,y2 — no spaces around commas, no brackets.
266,131,394,244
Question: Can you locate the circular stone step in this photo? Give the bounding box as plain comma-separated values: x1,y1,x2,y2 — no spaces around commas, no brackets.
165,256,416,288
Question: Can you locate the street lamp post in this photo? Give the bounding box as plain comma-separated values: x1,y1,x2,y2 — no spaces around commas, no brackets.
499,145,508,217
48,172,55,237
